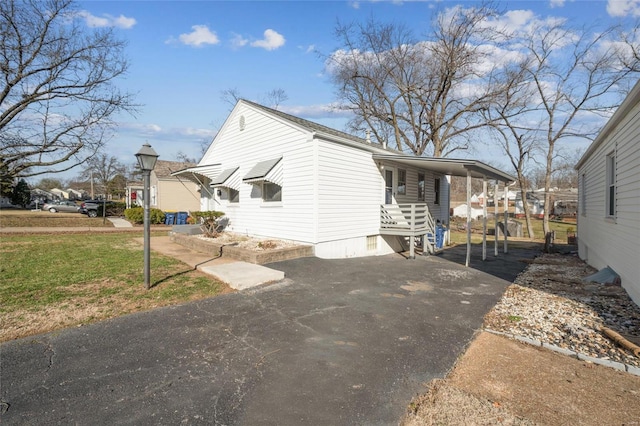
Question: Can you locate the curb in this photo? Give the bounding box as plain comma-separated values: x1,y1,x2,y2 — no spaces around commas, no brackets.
484,328,640,376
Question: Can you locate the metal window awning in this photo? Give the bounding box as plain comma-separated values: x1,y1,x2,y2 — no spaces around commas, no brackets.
210,167,240,189
171,164,221,186
372,154,515,182
243,157,283,185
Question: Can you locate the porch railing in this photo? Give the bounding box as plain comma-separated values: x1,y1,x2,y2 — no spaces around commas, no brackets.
379,204,436,258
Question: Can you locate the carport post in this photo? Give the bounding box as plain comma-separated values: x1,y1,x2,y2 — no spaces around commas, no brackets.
482,177,487,261
503,182,509,254
465,170,472,267
494,181,499,256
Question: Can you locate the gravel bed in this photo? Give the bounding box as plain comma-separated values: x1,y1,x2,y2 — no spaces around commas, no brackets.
196,232,302,252
484,253,640,367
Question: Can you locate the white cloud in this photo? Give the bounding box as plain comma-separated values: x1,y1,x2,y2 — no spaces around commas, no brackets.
549,0,565,7
116,122,216,144
250,29,286,51
281,103,352,119
607,0,640,16
230,33,249,49
76,11,136,29
349,1,360,9
177,25,220,47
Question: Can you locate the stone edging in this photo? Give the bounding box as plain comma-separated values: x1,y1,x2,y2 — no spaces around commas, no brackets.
484,328,640,376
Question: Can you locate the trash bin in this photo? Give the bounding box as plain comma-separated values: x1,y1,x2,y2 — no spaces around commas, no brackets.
176,211,188,225
435,224,445,249
165,212,176,225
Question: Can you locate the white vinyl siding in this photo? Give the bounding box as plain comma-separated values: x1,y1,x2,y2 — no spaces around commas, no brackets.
577,96,640,306
381,161,448,223
199,104,315,243
316,140,381,242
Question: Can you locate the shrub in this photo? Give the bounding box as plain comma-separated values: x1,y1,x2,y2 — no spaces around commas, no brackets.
150,208,165,225
99,201,126,217
124,207,165,225
190,211,225,222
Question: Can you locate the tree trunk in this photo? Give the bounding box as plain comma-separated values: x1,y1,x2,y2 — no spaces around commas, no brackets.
517,172,535,239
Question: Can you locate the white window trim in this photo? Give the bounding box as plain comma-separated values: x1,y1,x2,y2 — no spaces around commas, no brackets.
580,173,586,217
434,177,441,205
605,152,615,218
397,169,407,196
262,181,282,204
417,172,425,202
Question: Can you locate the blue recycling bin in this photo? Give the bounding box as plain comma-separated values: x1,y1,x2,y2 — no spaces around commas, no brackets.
165,212,176,225
176,211,188,225
435,224,445,249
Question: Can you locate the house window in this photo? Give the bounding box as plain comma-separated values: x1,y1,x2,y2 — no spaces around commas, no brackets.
606,153,615,217
263,182,282,202
229,188,239,203
417,173,425,201
150,185,157,207
434,178,441,205
366,235,377,251
580,173,586,217
397,169,406,195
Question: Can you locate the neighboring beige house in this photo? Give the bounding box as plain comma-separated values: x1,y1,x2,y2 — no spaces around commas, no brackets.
149,160,200,212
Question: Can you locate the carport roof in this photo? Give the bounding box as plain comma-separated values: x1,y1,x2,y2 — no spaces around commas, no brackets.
372,154,515,183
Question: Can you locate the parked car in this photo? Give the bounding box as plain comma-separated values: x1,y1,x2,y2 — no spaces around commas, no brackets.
42,201,80,213
79,200,118,217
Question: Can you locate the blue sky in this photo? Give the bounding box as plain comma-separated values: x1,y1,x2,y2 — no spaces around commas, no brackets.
70,0,640,178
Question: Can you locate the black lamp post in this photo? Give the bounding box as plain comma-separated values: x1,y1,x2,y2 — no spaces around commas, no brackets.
135,143,159,290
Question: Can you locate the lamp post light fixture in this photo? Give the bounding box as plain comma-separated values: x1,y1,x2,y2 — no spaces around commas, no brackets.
135,142,159,290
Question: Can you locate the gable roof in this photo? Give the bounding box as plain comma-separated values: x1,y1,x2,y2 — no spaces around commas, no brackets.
153,160,197,179
240,99,400,154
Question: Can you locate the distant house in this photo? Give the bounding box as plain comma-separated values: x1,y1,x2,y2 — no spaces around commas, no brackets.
515,192,544,219
149,160,201,212
452,203,484,220
50,188,67,200
174,100,514,259
575,79,640,306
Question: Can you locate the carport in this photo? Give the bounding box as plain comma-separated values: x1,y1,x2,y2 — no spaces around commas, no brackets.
373,155,516,266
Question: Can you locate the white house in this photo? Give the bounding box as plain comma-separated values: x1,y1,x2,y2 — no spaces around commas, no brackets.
452,203,484,220
575,79,640,306
175,100,514,259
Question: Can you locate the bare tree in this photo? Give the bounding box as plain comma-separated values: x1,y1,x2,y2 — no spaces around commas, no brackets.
80,153,126,199
262,89,289,110
325,3,506,157
514,22,638,235
485,66,542,239
220,88,242,109
0,0,136,180
221,87,289,111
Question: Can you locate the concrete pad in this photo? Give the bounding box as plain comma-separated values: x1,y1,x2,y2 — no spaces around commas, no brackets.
107,217,133,228
200,261,285,290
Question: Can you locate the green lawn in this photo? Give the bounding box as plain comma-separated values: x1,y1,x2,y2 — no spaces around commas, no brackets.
0,233,230,341
448,217,576,242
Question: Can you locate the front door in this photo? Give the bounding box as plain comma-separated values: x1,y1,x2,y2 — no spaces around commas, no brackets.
385,169,394,204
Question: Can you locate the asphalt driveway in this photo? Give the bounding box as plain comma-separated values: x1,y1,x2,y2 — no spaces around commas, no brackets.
0,246,538,425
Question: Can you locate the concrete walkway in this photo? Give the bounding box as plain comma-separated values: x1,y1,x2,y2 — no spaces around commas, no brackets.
144,236,285,290
0,245,539,425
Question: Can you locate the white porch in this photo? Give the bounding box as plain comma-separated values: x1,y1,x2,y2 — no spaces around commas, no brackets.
379,203,438,259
